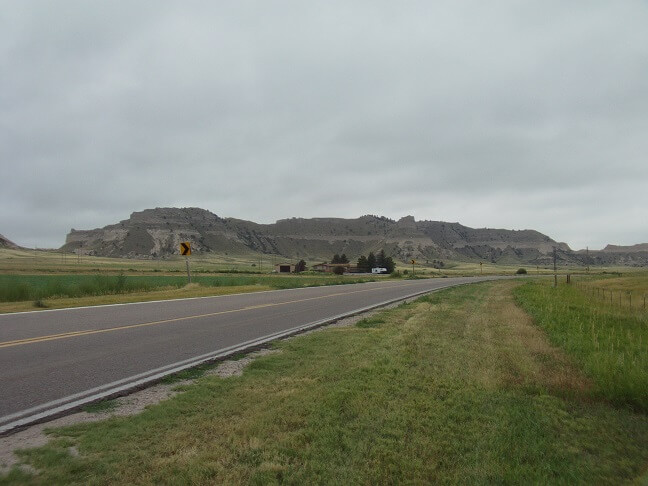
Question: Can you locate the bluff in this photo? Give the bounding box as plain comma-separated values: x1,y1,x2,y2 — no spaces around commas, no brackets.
61,207,585,265
0,234,20,249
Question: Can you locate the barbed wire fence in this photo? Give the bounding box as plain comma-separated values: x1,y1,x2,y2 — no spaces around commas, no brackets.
574,279,647,312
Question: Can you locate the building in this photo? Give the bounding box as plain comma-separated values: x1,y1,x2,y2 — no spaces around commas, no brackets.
311,263,360,273
274,263,296,273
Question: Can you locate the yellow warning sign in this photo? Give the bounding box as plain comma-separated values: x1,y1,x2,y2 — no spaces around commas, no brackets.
180,242,191,256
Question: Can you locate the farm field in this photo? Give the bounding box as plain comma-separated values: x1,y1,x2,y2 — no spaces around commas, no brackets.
2,280,647,484
1,247,644,313
0,272,379,314
2,247,634,277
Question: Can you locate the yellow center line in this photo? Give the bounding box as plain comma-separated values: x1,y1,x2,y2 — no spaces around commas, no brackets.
0,282,418,349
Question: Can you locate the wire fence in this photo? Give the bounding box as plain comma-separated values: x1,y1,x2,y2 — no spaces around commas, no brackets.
574,280,647,312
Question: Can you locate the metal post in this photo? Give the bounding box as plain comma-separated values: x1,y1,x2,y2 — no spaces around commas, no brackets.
186,257,191,284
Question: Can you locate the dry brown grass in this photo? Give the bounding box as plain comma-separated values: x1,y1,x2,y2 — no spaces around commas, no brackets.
413,281,593,397
481,283,593,396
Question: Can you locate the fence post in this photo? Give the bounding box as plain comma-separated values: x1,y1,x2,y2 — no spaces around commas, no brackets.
629,292,632,309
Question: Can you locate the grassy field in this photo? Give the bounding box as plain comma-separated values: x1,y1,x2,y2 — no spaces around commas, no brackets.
2,281,647,484
0,273,378,313
514,278,648,413
3,247,634,278
0,248,278,275
0,274,380,302
575,273,648,311
0,246,553,313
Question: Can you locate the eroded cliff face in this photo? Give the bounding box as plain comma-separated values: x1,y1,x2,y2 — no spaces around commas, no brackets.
0,234,20,249
60,207,645,266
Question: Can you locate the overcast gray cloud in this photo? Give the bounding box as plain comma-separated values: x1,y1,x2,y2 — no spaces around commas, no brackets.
1,1,647,250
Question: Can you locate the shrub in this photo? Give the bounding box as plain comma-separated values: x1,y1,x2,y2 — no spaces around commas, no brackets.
516,268,527,275
333,266,345,275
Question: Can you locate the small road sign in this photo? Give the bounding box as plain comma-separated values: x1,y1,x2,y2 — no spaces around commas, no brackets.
410,259,416,265
180,242,191,256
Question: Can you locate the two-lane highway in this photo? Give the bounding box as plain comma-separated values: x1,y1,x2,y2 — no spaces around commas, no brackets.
0,277,496,433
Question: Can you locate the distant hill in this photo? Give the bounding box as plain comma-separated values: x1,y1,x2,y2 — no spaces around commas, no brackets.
0,234,19,249
61,207,591,265
574,244,648,267
602,243,648,253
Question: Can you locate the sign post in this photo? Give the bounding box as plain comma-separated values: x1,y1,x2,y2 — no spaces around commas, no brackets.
180,242,192,284
410,259,416,276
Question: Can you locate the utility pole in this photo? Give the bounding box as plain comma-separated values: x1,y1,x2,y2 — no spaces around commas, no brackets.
553,246,557,288
586,246,590,274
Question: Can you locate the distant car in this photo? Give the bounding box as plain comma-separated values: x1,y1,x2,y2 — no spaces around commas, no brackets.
371,267,388,274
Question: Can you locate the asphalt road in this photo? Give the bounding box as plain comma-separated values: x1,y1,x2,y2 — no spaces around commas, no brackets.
0,276,497,432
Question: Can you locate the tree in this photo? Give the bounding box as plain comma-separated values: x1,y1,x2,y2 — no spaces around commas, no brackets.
367,252,376,270
357,255,369,272
376,249,386,267
332,254,341,264
333,265,345,275
383,256,395,274
340,253,349,264
295,259,307,273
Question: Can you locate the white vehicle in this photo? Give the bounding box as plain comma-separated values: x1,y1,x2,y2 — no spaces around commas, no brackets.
371,267,388,274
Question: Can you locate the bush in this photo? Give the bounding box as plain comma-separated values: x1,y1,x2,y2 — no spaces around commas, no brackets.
333,266,345,275
516,268,527,275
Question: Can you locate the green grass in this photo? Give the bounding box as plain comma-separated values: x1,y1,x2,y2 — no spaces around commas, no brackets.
3,281,647,484
514,279,648,413
81,400,118,414
576,274,648,311
355,316,386,328
159,364,214,385
0,274,376,303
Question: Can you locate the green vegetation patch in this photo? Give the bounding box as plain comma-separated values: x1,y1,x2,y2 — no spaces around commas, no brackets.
4,282,647,484
355,316,385,328
0,274,376,303
81,399,118,414
514,279,648,413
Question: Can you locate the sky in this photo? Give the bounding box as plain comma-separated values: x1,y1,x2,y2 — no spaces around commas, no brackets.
1,1,647,251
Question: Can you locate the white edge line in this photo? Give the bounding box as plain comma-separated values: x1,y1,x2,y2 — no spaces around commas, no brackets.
0,280,480,435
